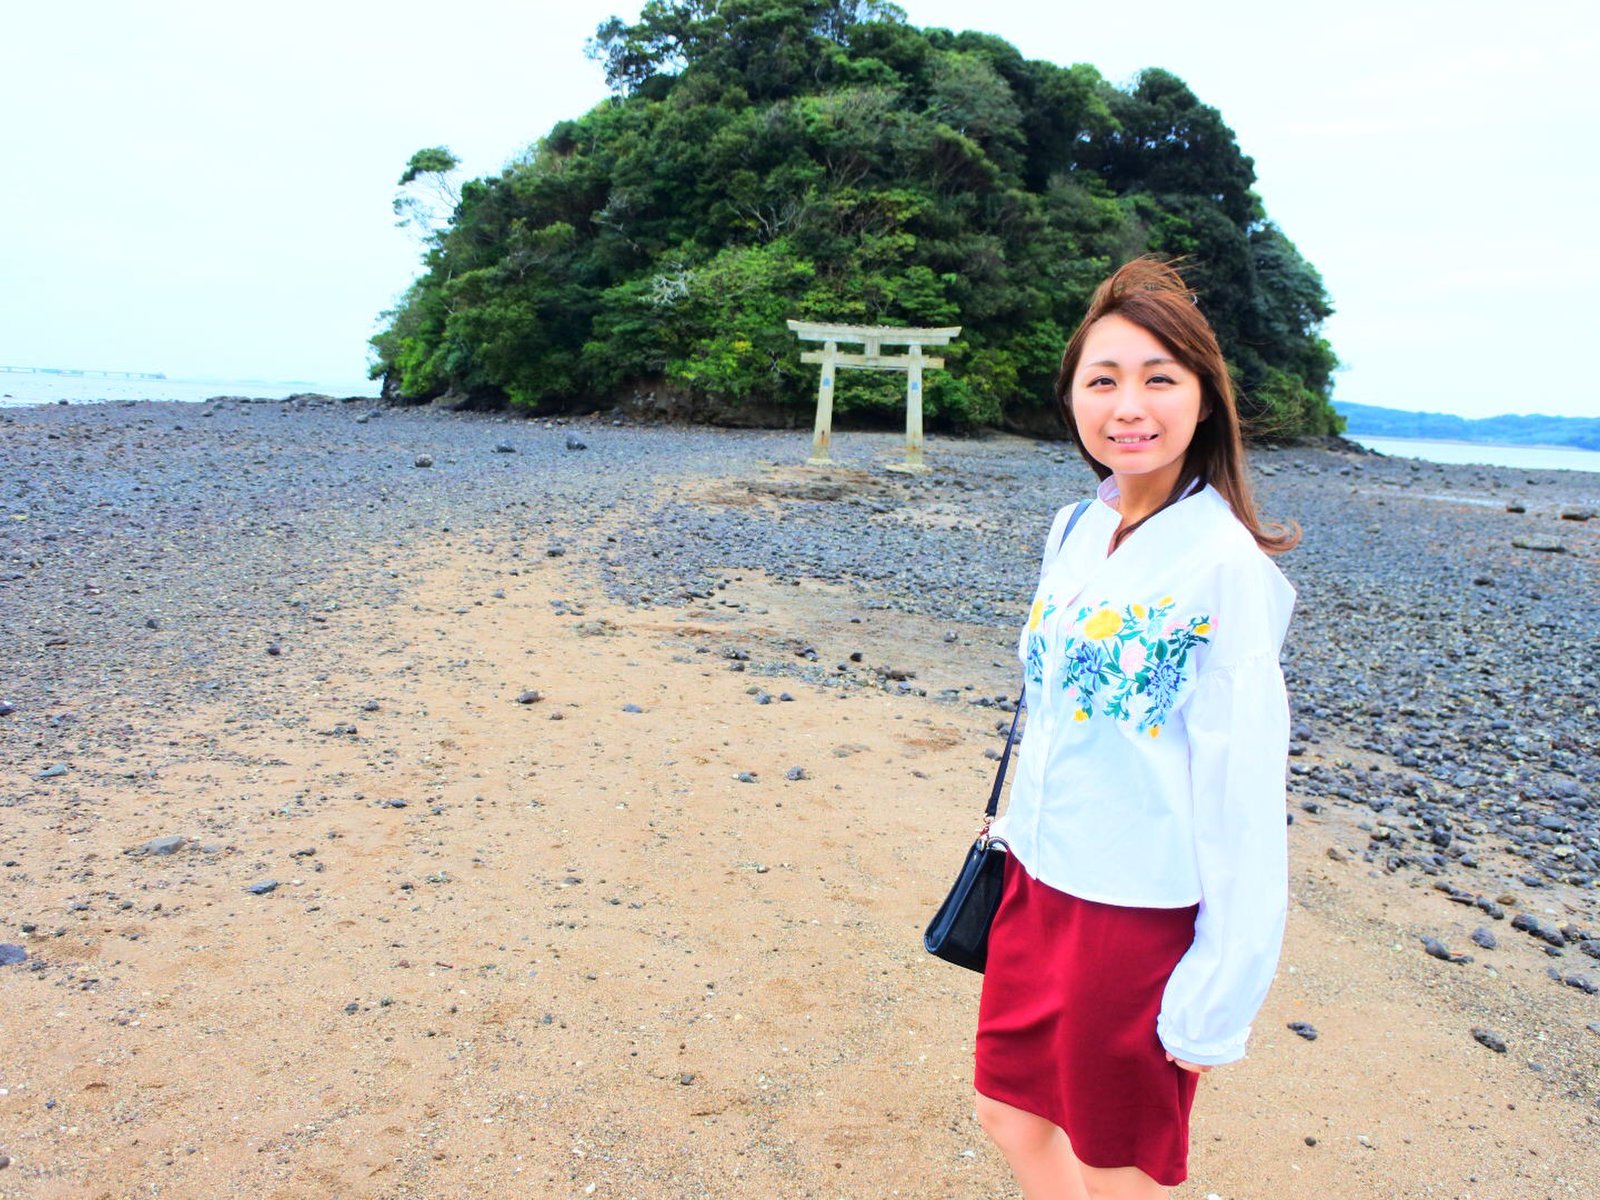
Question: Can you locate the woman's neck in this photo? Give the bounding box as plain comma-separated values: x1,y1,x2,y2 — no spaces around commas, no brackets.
1110,470,1181,527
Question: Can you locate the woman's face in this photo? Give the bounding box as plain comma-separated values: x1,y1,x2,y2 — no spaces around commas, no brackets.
1069,314,1206,494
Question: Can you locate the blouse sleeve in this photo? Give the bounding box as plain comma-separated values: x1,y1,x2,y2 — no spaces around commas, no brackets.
1155,650,1292,1066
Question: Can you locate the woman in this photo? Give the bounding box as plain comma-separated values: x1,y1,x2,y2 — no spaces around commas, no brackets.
974,258,1298,1199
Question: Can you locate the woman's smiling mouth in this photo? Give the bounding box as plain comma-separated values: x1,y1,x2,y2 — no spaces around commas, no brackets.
1110,434,1159,444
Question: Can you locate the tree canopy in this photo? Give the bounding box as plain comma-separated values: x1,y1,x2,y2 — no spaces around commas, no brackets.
371,0,1342,436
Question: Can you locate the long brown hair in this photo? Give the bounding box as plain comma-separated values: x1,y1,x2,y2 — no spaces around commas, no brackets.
1055,257,1300,554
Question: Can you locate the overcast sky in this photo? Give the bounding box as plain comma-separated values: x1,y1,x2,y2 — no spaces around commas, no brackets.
2,0,1593,417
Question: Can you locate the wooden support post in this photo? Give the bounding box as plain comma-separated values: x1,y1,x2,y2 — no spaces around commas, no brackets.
897,342,928,473
808,340,838,465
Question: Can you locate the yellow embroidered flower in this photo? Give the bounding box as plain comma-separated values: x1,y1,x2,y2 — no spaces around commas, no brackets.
1159,595,1173,606
1194,622,1211,635
1082,608,1123,640
1028,598,1045,630
1073,708,1089,722
1148,726,1161,738
1131,603,1147,618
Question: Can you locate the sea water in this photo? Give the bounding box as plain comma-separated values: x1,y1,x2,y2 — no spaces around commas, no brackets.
0,372,378,409
1341,435,1600,474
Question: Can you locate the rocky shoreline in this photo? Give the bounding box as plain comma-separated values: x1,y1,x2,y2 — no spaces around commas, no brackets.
1,395,1596,1196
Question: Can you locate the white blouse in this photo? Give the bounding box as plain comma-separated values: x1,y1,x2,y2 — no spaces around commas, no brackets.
991,477,1296,1066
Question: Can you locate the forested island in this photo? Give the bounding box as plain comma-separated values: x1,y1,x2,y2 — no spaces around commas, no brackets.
1336,402,1600,452
372,0,1342,437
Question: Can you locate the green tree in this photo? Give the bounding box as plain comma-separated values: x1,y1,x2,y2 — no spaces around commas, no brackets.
373,0,1341,436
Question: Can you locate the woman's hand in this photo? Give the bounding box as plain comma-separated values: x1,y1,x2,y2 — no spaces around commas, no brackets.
1165,1052,1213,1074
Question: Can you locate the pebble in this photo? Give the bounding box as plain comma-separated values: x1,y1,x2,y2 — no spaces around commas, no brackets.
1470,1027,1507,1053
1470,927,1497,950
0,944,28,966
565,434,587,451
621,703,643,713
785,766,808,781
735,772,758,783
1421,936,1472,964
246,880,279,895
0,701,14,717
1559,507,1595,521
36,763,69,779
494,441,516,454
137,835,187,857
1287,1021,1318,1041
516,690,544,704
1511,913,1566,947
414,454,433,468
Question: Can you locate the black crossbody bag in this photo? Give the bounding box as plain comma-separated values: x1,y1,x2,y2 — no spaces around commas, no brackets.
923,499,1092,973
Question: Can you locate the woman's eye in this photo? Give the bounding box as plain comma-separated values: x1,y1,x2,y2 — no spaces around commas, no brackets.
1085,375,1114,388
1147,374,1175,386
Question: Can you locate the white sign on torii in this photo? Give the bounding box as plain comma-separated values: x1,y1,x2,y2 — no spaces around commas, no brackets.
786,319,962,473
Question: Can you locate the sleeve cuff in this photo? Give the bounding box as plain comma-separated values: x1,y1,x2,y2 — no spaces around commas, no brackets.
1156,1017,1249,1067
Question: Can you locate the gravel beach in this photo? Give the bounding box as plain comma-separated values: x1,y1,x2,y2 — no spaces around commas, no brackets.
1,396,1597,1198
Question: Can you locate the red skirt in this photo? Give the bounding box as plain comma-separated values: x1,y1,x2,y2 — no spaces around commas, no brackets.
975,854,1201,1187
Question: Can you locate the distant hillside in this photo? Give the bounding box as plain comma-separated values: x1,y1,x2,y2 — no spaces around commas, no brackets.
1335,402,1600,451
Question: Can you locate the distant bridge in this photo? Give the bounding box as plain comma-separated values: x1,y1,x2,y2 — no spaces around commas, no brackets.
0,365,167,380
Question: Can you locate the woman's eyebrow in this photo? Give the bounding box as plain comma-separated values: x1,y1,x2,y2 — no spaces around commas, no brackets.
1085,356,1180,369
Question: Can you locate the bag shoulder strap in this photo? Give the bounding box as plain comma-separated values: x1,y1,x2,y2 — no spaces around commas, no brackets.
985,498,1093,822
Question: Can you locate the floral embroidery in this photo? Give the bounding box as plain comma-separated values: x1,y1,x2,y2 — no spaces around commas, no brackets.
1056,596,1211,732
1024,596,1057,684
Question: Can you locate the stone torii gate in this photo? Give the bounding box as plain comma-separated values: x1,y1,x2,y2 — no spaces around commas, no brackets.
786,319,961,472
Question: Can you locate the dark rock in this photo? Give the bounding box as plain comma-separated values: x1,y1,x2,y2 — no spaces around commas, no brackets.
1511,537,1565,553
1421,936,1471,964
678,1072,695,1085
1511,913,1566,947
381,799,408,809
785,766,808,781
1504,501,1526,513
1471,1027,1507,1053
735,772,757,783
1559,507,1595,521
138,835,187,857
1564,973,1598,995
36,763,69,779
0,701,14,716
621,703,643,713
1287,1021,1318,1041
266,642,283,656
414,454,433,468
0,944,27,966
246,880,279,895
1470,927,1497,950
494,441,517,454
565,434,587,451
516,690,543,704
